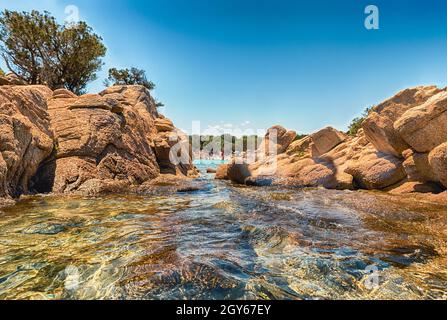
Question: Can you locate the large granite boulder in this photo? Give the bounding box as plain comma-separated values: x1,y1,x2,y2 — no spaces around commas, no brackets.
153,129,197,177
0,73,26,86
309,127,347,158
394,91,447,153
428,143,447,188
33,85,164,194
258,125,296,156
227,159,252,184
344,147,406,190
362,86,442,157
402,149,436,183
0,85,54,199
215,164,229,180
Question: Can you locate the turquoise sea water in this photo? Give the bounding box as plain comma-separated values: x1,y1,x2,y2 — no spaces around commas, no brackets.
0,160,446,300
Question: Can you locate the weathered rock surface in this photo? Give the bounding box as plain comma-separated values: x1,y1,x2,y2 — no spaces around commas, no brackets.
388,181,444,195
362,86,442,157
215,164,229,180
428,143,447,188
258,125,296,156
6,84,196,196
0,73,26,86
32,85,160,194
394,91,447,153
227,160,252,184
344,147,406,190
309,127,346,158
286,135,311,156
0,85,54,200
402,149,436,182
155,117,175,132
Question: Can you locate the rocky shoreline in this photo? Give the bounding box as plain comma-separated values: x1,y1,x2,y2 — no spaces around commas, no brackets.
2,83,447,208
216,86,447,205
0,83,198,207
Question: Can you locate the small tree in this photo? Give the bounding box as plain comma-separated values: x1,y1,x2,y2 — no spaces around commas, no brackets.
104,67,155,90
347,106,374,136
0,10,106,94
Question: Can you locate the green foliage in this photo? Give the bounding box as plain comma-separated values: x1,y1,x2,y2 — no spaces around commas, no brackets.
0,10,106,94
294,134,308,141
347,106,374,136
104,67,155,90
0,67,4,76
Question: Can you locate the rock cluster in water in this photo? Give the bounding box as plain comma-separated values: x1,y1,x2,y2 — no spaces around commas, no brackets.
0,83,197,204
216,86,447,202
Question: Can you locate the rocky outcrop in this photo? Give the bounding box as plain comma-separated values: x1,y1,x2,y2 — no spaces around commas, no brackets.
34,86,161,194
394,91,447,153
0,73,26,86
362,86,442,157
388,181,444,195
153,124,197,177
258,125,296,156
0,85,54,201
428,143,447,188
215,85,447,199
344,147,406,190
215,164,229,180
0,84,196,199
226,160,252,184
309,127,346,158
402,149,436,182
286,135,311,156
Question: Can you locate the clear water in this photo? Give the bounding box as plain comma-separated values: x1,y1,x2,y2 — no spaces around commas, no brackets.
0,160,446,300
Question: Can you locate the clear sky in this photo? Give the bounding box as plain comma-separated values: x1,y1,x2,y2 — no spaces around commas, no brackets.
1,0,447,136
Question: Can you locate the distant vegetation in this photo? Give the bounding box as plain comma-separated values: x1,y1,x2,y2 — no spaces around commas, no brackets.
0,10,106,94
104,67,155,91
347,106,374,136
189,135,261,155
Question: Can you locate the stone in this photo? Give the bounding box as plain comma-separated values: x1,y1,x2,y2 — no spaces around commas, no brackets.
428,143,447,188
258,125,296,156
362,86,442,157
389,181,444,195
0,85,54,198
402,149,436,182
310,127,347,158
394,91,447,153
227,160,252,184
52,88,78,99
155,117,175,132
215,164,229,180
286,135,311,156
345,149,406,190
31,85,195,195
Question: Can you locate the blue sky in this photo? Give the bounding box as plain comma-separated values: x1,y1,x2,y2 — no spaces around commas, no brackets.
1,0,447,135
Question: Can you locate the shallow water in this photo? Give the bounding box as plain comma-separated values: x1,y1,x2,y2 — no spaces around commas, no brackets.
0,160,447,300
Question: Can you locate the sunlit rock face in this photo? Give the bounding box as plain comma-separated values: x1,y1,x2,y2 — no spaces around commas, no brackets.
0,85,54,200
34,85,196,195
216,86,447,197
0,84,196,199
